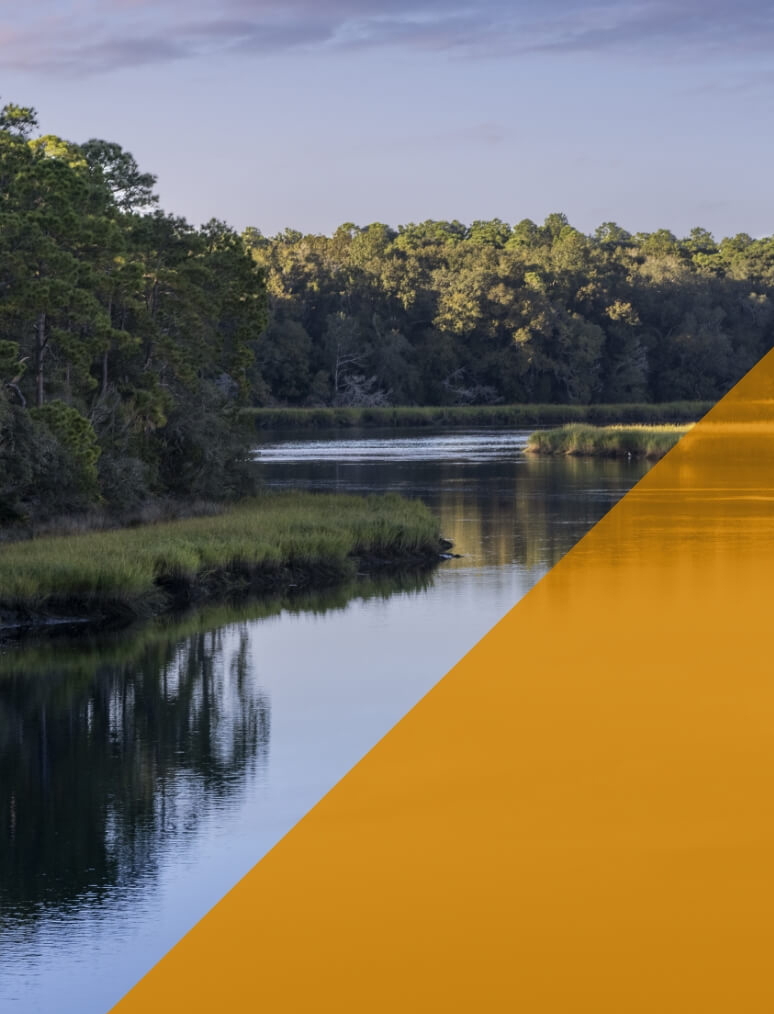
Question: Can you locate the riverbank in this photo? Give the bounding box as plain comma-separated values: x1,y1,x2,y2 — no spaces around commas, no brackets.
526,423,690,460
0,568,437,672
245,402,710,430
0,492,444,633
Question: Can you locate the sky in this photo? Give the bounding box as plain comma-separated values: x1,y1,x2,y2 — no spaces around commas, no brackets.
1,0,772,238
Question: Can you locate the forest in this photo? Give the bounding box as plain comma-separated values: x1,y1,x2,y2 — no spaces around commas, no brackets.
2,100,773,524
0,103,267,523
248,218,774,410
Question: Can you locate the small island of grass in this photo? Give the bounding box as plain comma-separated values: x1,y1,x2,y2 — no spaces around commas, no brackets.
526,423,691,460
0,491,445,633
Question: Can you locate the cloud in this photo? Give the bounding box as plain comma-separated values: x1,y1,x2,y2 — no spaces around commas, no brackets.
0,1,771,75
514,0,774,57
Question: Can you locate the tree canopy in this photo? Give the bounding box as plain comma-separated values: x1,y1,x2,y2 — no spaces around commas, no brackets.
245,215,774,410
0,102,267,522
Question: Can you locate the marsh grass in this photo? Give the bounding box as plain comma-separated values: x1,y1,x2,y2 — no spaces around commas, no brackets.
526,423,691,460
0,492,441,625
245,402,710,430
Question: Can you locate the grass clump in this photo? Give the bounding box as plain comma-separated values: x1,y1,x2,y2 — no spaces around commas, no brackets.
0,491,442,629
244,402,710,430
526,423,691,460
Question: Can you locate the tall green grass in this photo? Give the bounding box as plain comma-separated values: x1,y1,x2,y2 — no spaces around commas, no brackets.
245,402,710,430
526,423,691,460
0,492,441,625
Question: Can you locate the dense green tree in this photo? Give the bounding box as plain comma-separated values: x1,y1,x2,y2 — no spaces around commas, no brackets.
80,139,158,212
244,215,774,410
0,102,267,522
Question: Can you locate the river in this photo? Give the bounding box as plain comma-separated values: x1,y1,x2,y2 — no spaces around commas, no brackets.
0,428,650,1012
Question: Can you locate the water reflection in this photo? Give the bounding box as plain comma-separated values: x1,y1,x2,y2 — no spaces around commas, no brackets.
0,571,435,930
256,428,650,572
0,625,269,923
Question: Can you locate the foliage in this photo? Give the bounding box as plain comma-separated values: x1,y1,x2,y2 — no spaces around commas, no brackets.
31,400,101,494
0,101,267,522
246,216,774,411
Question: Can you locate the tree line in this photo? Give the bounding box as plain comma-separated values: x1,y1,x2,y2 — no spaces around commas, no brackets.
245,216,774,411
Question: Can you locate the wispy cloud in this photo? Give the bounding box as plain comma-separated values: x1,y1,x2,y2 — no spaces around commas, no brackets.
1,1,772,75
515,1,774,56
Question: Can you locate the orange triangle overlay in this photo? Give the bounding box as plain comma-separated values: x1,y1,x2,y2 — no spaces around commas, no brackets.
112,352,774,1013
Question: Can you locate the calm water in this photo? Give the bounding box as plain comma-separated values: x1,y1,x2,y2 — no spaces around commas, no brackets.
0,429,649,1012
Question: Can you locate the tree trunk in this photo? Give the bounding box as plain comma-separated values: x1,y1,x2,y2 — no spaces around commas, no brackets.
35,311,46,407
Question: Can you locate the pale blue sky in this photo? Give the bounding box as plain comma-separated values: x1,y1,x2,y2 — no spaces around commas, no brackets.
2,1,771,237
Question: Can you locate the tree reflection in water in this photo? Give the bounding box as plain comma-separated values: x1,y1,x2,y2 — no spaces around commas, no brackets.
0,623,270,922
0,571,436,929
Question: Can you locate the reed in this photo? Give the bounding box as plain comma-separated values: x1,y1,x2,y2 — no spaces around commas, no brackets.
244,402,710,431
0,491,442,628
526,423,691,460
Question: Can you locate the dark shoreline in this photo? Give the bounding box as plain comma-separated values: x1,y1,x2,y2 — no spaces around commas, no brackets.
245,401,710,431
0,546,448,640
